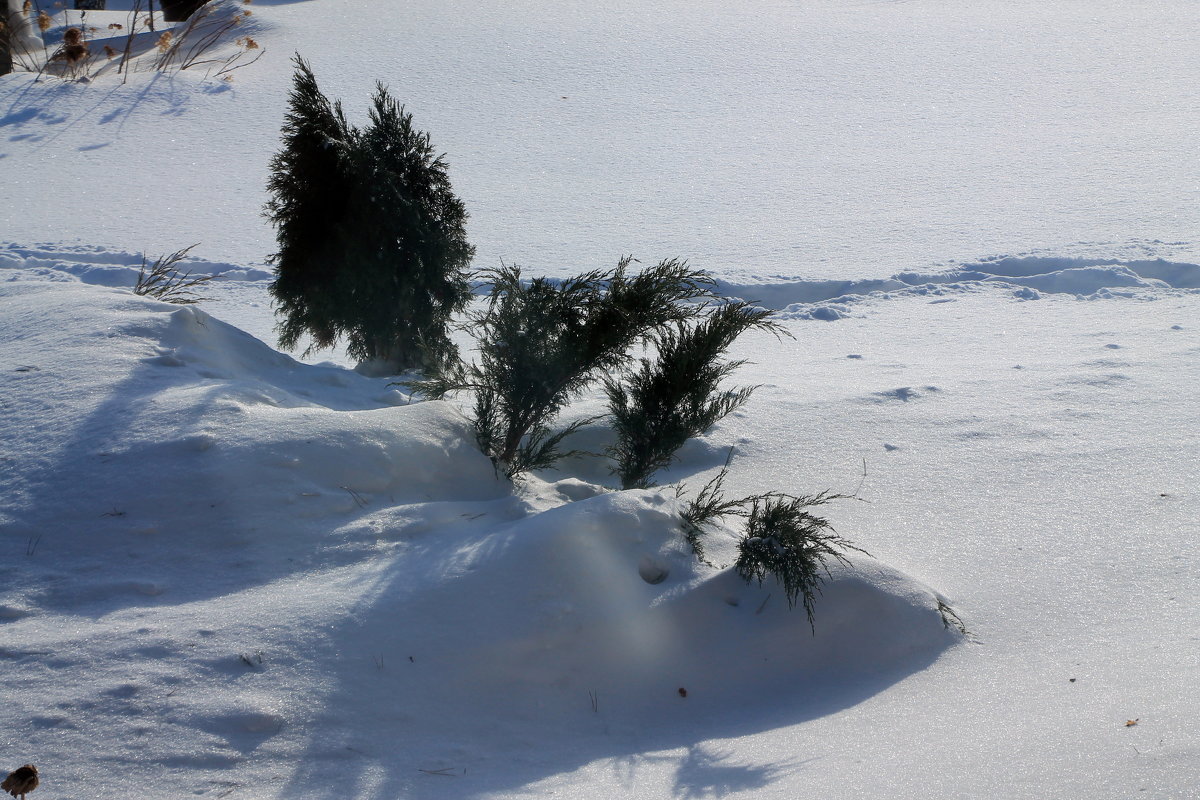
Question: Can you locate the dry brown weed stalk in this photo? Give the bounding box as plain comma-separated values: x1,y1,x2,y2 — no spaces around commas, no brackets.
10,0,263,82
133,244,218,304
153,4,263,76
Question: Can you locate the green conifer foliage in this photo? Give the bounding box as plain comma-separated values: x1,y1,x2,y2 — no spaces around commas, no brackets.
265,56,473,373
264,56,354,356
412,258,715,477
606,301,783,489
735,494,865,632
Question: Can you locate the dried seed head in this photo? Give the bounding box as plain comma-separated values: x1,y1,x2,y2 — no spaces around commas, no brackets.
156,30,172,53
37,11,51,32
23,0,31,12
63,26,83,45
63,41,87,63
104,44,117,59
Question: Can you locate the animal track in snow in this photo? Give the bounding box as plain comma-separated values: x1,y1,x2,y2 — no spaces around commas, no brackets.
869,386,941,403
721,243,1200,320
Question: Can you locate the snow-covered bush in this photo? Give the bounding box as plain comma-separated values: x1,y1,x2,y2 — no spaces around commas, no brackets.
410,258,714,477
265,56,473,374
605,300,784,489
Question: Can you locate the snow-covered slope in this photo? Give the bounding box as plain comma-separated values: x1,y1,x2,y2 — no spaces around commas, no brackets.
0,279,958,799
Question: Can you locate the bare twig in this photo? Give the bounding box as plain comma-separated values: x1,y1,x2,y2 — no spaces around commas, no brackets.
755,593,770,614
134,244,218,304
0,648,52,658
937,597,969,636
154,5,260,76
118,0,144,79
209,42,262,77
850,457,868,499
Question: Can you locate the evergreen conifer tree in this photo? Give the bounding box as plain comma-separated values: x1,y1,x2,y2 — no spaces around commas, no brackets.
264,56,354,357
265,56,474,374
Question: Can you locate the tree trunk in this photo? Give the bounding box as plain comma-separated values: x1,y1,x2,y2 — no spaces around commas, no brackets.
0,29,12,77
2,2,18,75
5,0,45,69
354,339,420,377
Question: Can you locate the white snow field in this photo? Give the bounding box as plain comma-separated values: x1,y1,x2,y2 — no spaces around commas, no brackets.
1,1,1199,799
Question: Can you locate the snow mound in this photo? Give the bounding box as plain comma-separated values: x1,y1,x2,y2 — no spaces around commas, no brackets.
277,486,957,798
1,280,957,798
0,279,502,573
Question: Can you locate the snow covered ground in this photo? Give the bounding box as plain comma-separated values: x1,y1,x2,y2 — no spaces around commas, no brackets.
2,1,1199,798
4,0,1200,277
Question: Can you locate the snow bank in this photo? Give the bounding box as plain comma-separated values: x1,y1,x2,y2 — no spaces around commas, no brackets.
0,278,506,613
0,278,957,799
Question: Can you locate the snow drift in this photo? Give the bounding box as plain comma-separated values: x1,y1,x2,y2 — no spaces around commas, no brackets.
0,278,957,799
